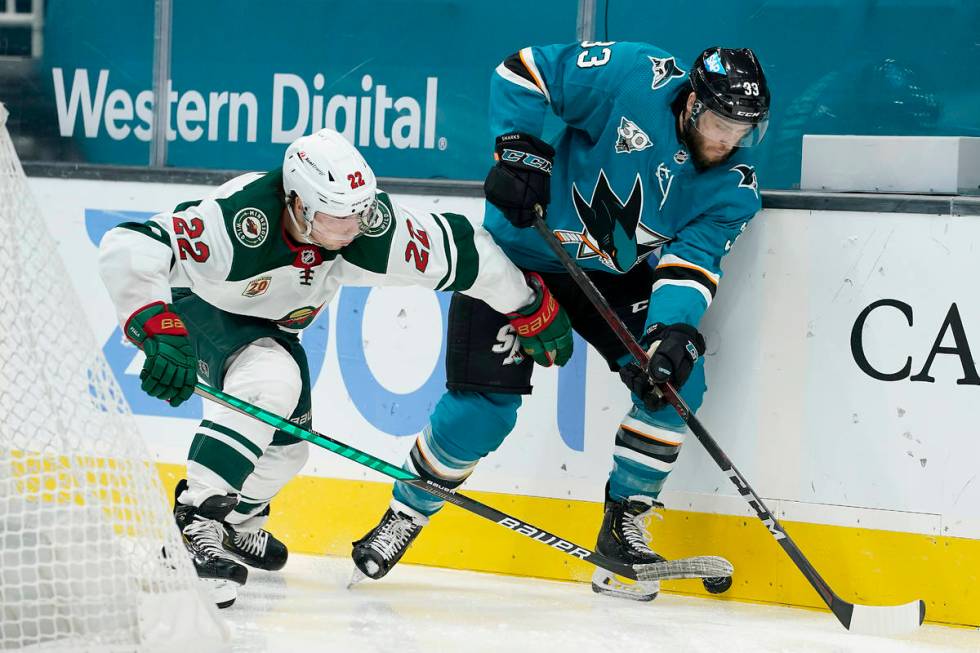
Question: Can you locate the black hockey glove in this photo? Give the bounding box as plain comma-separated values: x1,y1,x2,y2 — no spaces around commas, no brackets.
618,323,706,412
483,132,554,228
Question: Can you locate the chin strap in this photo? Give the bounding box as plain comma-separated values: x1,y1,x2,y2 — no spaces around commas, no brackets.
286,203,316,245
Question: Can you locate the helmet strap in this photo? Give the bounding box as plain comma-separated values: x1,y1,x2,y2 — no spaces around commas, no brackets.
286,198,316,245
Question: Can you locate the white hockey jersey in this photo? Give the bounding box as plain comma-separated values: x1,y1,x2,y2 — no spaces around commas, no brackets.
99,169,534,331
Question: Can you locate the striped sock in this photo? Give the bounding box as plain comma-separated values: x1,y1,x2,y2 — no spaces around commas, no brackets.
393,425,478,516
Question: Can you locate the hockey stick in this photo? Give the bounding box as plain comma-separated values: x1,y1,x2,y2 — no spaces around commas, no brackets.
531,215,925,636
192,382,732,584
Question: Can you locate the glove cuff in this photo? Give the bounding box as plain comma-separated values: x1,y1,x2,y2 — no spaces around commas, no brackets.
507,272,559,334
642,322,705,355
493,132,555,174
639,323,665,348
125,301,188,347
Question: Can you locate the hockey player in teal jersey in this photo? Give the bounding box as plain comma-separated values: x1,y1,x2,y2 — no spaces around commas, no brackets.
353,43,770,600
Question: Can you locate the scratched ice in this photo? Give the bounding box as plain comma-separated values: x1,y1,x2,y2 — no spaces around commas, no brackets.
224,555,977,652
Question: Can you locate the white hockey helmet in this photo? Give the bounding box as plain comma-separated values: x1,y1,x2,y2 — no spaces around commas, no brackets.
282,128,378,244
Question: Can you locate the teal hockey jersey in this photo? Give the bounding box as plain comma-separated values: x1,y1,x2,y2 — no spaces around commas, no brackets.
486,41,762,328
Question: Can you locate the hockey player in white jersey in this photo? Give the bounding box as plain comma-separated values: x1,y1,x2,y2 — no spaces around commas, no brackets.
98,128,574,608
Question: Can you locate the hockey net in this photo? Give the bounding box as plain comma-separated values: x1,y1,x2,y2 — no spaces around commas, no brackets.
0,105,228,651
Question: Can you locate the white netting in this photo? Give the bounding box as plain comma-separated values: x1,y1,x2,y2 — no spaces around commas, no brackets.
0,104,229,652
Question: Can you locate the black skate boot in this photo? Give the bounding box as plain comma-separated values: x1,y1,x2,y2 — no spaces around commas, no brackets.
591,490,666,602
174,482,248,609
349,506,428,585
222,506,289,571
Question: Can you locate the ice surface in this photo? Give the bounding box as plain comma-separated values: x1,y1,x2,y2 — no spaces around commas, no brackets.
225,555,976,652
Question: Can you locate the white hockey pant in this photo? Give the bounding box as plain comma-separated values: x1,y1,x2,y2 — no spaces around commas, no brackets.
179,337,309,531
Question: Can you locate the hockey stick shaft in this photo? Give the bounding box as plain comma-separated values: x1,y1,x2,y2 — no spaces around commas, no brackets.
531,216,924,632
193,383,730,583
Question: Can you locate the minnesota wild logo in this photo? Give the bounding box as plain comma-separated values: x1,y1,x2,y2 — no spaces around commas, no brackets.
361,197,393,238
233,208,269,248
275,305,323,330
555,170,670,272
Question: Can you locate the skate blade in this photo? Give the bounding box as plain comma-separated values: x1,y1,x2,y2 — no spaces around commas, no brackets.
591,569,659,602
347,566,368,589
201,578,238,609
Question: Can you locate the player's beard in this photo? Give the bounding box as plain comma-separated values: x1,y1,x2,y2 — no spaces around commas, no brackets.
682,121,737,171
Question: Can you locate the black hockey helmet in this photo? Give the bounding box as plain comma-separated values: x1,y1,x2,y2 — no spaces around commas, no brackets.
688,47,770,147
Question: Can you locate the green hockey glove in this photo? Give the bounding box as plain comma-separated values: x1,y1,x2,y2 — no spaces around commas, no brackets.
124,302,197,407
506,272,573,367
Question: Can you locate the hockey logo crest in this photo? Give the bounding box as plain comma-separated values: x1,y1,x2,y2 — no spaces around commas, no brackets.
275,305,323,330
233,208,269,248
730,164,759,198
557,170,669,272
361,197,393,237
673,149,689,165
293,247,323,286
648,56,685,90
615,117,652,154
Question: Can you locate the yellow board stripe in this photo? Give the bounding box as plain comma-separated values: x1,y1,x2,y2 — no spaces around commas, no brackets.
156,464,979,627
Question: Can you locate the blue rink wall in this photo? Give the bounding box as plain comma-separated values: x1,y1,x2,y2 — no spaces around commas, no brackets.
30,175,980,627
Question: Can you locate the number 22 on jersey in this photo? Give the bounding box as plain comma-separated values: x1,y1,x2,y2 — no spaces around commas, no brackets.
173,216,210,262
404,219,430,272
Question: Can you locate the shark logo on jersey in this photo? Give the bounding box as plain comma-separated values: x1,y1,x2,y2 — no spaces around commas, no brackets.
615,117,652,154
730,164,759,198
656,163,674,209
559,170,669,272
648,56,685,90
